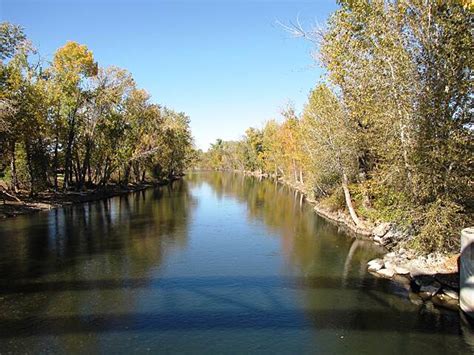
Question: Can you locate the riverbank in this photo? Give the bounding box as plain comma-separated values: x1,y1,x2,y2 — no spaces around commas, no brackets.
239,170,465,312
0,179,174,220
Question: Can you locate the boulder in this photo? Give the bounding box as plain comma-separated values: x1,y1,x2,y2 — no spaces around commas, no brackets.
384,260,396,271
373,222,392,238
377,268,395,278
395,266,410,275
379,226,411,249
367,258,384,272
410,266,436,279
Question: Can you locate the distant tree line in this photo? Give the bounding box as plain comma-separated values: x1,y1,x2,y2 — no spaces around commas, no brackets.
199,0,473,253
0,23,194,196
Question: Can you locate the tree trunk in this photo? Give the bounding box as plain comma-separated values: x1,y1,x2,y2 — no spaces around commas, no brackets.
342,172,364,228
63,108,78,191
24,138,36,196
9,141,18,193
357,154,371,208
87,160,92,186
52,134,59,190
79,138,92,190
133,162,140,183
124,161,132,185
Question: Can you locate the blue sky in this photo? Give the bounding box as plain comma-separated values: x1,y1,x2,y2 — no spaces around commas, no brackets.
1,0,337,150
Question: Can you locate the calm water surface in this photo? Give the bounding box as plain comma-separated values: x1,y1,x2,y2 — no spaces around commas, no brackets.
0,172,472,354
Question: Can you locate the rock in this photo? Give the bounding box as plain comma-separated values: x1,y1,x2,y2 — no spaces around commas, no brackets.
384,260,396,271
377,268,395,278
367,258,384,272
419,283,441,297
393,274,411,287
373,222,391,238
442,254,459,273
442,288,459,300
379,226,410,249
410,266,436,279
373,236,382,244
395,266,410,275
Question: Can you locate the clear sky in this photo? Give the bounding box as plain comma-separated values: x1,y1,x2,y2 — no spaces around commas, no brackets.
1,0,337,150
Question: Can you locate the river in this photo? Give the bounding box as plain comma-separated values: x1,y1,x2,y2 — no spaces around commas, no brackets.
0,172,472,353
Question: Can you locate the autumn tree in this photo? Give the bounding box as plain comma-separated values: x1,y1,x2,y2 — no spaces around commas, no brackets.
50,41,97,189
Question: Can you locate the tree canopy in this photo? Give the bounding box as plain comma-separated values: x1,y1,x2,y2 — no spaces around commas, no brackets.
200,1,473,253
0,22,195,195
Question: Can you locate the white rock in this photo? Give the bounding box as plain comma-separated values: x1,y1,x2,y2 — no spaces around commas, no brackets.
395,266,410,275
384,261,396,270
367,259,384,272
373,236,382,243
410,266,437,278
373,222,391,237
368,258,382,266
377,268,395,278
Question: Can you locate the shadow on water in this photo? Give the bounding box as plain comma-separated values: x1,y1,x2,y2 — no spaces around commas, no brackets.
0,309,461,339
0,275,416,295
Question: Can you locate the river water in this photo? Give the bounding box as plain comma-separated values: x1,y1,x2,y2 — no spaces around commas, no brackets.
0,172,472,353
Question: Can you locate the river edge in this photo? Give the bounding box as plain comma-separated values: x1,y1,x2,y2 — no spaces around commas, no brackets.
237,170,465,314
0,178,177,220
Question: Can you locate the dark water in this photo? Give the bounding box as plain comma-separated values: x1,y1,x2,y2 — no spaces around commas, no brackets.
0,172,472,354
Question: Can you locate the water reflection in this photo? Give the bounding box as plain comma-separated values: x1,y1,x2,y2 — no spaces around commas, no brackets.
0,172,471,353
194,172,380,281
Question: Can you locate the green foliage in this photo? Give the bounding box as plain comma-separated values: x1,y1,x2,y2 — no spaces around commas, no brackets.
0,22,26,61
200,2,472,253
0,22,195,194
410,199,468,254
359,181,412,226
320,188,345,212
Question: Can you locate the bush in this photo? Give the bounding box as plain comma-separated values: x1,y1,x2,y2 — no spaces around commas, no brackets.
410,199,470,253
320,188,345,212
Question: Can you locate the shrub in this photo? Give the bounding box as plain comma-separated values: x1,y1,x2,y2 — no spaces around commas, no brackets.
410,199,470,254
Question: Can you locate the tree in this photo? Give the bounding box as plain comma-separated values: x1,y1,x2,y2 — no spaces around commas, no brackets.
1,23,195,198
301,84,364,228
51,41,97,190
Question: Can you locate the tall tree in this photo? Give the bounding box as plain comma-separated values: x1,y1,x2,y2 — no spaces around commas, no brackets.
51,41,97,190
